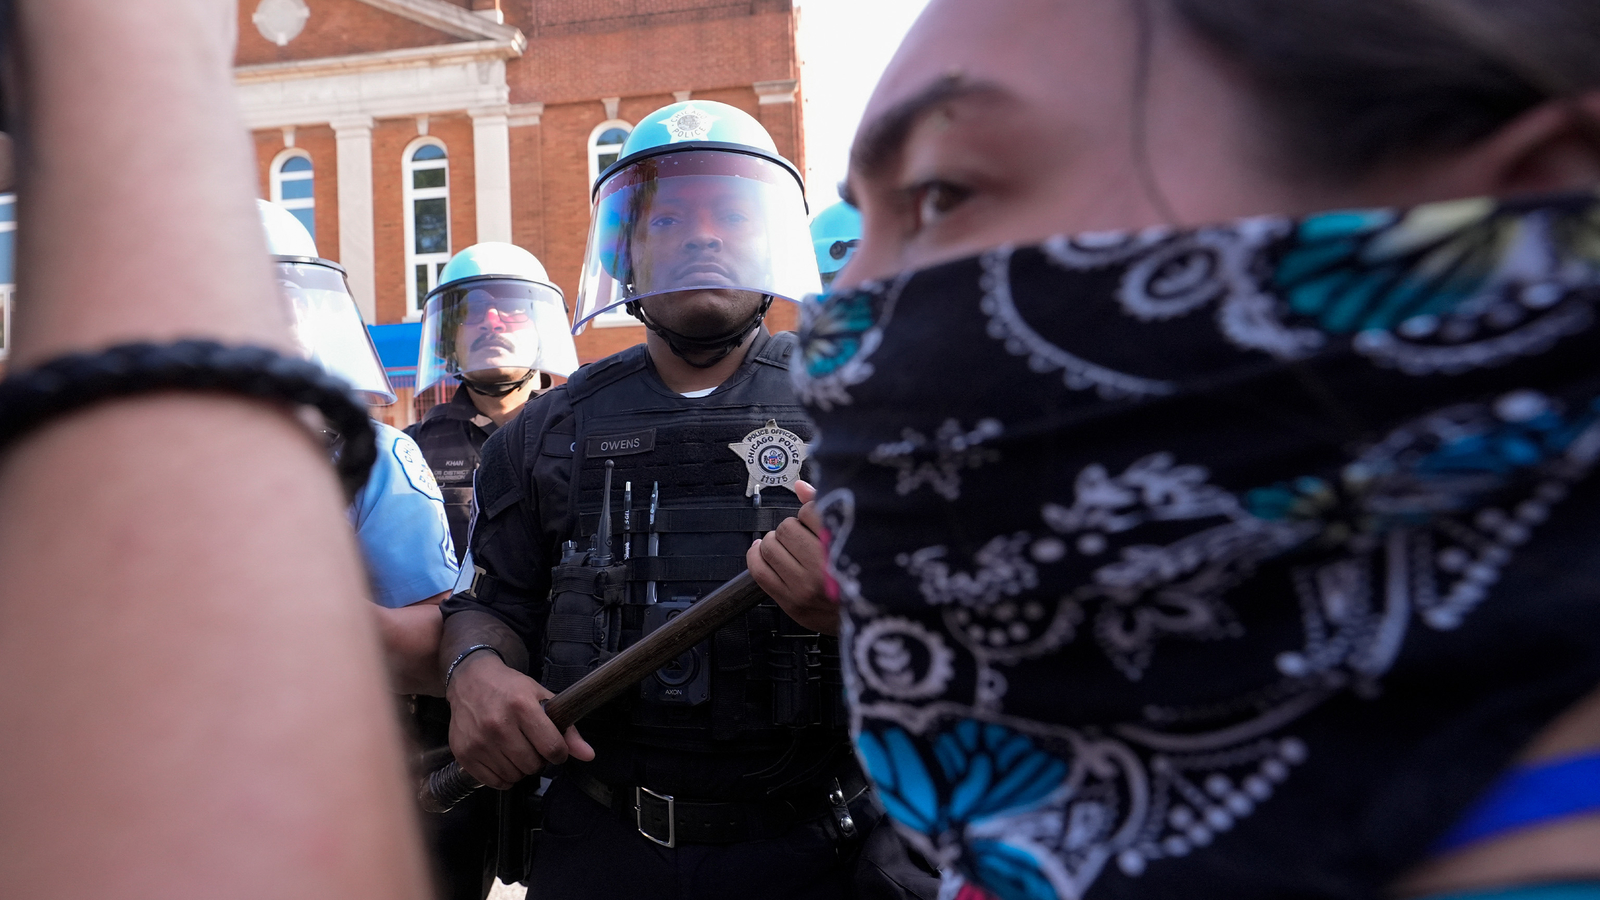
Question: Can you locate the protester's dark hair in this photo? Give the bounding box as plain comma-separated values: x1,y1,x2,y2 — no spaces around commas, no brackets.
1165,0,1600,181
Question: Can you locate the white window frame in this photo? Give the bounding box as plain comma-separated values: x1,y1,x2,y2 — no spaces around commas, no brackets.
269,148,316,243
587,122,640,328
0,193,15,360
403,137,452,320
587,119,633,188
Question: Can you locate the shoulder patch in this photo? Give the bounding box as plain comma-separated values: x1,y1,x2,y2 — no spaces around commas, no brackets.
392,434,443,500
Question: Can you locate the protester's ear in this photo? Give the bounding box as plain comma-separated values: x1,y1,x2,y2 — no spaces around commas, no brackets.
1411,93,1600,201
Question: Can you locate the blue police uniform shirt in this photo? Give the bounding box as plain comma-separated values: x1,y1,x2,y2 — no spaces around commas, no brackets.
350,421,459,608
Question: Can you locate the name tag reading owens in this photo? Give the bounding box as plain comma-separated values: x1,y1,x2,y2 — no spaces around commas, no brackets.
586,428,656,458
730,420,806,497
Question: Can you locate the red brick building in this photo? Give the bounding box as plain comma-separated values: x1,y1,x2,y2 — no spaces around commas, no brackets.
235,0,806,426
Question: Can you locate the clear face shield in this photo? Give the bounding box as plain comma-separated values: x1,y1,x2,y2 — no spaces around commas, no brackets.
574,150,821,333
276,261,396,406
417,278,579,392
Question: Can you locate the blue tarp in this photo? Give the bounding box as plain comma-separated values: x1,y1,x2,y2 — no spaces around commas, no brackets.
367,321,422,374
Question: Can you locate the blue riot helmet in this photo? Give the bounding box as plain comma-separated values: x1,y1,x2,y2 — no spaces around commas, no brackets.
416,242,579,396
574,101,821,357
810,201,861,290
257,199,396,405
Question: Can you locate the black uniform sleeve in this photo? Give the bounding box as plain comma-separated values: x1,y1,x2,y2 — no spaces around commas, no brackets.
441,394,564,654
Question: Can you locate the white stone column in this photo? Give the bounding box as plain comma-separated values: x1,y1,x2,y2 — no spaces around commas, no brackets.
332,115,377,322
470,105,514,245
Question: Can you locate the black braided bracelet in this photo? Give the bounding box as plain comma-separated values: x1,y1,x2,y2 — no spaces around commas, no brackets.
0,339,376,499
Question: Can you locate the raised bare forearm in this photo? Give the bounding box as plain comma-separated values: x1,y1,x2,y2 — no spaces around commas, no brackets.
0,2,429,896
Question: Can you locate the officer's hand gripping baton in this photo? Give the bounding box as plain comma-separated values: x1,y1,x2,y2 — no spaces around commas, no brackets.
420,568,769,813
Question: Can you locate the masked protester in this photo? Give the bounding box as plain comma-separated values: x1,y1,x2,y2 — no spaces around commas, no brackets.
407,242,578,900
259,200,457,687
438,101,937,900
810,200,862,292
793,2,1600,900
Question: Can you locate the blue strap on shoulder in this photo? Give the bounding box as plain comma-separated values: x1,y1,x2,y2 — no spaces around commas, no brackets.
1435,750,1600,854
1419,884,1600,900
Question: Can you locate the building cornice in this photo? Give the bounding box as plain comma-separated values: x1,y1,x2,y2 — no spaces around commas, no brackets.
235,38,519,85
356,0,524,48
236,54,511,130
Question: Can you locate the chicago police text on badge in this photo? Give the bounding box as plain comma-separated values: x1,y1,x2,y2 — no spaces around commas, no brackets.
729,419,807,497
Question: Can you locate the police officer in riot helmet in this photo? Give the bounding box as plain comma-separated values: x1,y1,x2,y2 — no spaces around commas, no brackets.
412,243,579,555
256,199,459,663
408,242,578,900
440,101,933,899
259,200,397,409
809,199,862,292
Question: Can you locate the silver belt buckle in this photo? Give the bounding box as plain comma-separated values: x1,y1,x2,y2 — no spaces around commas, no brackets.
634,786,677,848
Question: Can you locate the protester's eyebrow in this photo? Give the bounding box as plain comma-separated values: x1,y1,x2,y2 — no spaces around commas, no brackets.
848,76,1012,181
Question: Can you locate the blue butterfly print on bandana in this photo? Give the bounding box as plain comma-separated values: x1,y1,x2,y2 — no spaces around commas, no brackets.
800,287,886,379
1274,194,1600,336
857,718,1071,894
967,839,1063,900
1411,397,1600,478
1277,199,1510,334
857,719,1069,836
1247,392,1600,533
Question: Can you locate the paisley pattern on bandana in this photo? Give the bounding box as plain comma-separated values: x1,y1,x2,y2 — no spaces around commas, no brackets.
798,192,1600,900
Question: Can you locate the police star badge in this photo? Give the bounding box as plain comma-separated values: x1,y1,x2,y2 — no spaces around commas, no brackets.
729,420,807,497
662,104,718,143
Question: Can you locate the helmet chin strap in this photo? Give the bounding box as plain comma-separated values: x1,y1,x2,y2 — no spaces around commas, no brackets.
628,296,774,369
462,368,538,398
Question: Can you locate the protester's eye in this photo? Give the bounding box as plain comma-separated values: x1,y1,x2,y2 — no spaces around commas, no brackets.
649,215,680,228
908,180,973,232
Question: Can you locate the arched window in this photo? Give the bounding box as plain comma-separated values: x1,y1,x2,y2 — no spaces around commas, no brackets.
404,140,451,317
588,121,632,186
586,121,640,328
270,150,315,242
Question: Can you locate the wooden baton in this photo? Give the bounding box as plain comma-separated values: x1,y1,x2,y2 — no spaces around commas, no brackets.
419,569,769,813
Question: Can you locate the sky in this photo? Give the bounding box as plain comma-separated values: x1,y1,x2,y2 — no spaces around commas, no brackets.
795,0,932,212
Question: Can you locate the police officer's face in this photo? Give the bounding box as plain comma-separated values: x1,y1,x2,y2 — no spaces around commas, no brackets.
631,175,770,335
454,288,538,380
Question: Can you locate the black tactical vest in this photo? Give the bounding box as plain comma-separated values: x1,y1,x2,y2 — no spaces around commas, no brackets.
541,333,847,752
406,386,495,562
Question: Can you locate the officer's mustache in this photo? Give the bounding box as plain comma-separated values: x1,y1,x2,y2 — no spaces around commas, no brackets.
471,332,517,352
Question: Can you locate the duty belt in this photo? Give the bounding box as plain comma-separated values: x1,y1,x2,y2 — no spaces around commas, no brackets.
562,765,868,847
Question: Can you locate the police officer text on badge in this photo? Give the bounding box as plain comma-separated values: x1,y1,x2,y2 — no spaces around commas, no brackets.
729,419,807,497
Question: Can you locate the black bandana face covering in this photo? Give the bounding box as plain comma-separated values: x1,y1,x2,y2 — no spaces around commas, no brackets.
795,192,1600,900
